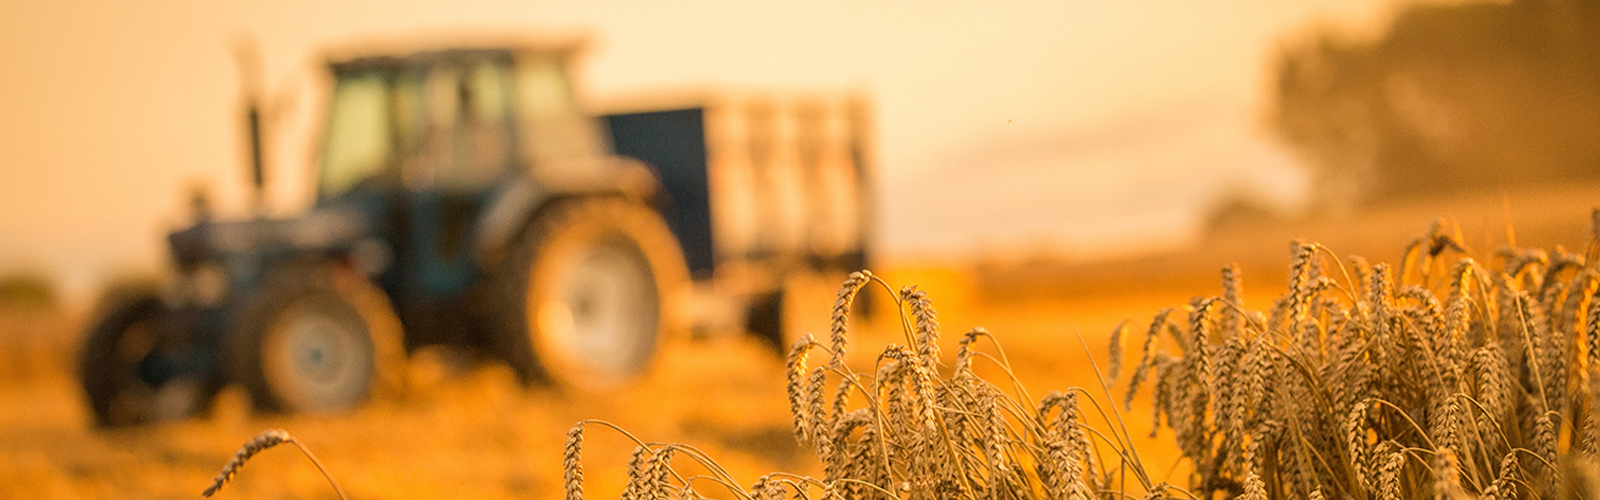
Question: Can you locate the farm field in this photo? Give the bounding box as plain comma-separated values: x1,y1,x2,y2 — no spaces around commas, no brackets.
0,265,1197,500
5,192,1599,500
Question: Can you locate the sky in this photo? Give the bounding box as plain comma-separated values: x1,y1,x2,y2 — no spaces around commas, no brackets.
0,0,1409,302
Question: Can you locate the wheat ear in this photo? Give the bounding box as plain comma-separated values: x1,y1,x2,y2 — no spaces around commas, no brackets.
1432,448,1467,500
1376,444,1405,500
1240,469,1267,500
1481,453,1519,500
900,285,941,363
564,424,585,500
787,335,818,444
1125,308,1176,410
202,429,347,500
830,271,871,366
1106,320,1128,383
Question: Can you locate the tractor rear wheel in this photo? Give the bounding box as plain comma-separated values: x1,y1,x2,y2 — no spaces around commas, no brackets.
490,198,689,390
79,287,219,427
227,263,403,414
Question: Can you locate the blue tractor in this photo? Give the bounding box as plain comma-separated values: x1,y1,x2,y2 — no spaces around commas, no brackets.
78,39,873,426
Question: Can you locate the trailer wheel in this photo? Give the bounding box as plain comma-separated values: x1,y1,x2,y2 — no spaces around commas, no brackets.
746,289,786,353
491,198,689,389
228,264,402,414
79,288,219,427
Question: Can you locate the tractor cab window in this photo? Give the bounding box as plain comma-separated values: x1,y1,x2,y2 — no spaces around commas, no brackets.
438,59,514,191
408,58,516,193
319,69,426,200
320,71,395,198
517,53,606,169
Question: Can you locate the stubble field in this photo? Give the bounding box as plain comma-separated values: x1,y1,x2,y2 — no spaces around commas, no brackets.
0,267,1196,500
9,190,1599,500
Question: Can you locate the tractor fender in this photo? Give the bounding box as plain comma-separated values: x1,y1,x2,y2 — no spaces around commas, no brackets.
473,156,663,270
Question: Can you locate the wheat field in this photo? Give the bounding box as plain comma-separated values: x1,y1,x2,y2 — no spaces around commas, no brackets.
0,265,1179,500
9,210,1600,499
496,212,1600,500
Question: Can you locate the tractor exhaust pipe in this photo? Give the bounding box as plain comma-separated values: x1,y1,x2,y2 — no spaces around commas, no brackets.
234,35,267,214
245,102,264,204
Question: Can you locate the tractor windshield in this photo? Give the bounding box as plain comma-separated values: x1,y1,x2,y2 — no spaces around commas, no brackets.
318,70,424,199
517,53,607,166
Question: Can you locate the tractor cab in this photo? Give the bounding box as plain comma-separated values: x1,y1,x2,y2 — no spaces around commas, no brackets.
318,46,608,204
309,46,643,346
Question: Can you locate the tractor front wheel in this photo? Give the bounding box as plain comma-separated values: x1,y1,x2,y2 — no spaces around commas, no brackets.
228,264,403,414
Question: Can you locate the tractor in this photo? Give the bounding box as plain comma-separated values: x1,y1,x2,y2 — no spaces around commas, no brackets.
78,38,873,426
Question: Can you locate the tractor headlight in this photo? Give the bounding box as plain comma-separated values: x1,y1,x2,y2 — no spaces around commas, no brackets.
164,262,230,308
189,262,229,307
350,238,393,277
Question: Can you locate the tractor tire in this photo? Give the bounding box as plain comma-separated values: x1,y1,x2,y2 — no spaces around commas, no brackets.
746,289,786,353
79,286,220,427
227,263,403,414
489,197,689,390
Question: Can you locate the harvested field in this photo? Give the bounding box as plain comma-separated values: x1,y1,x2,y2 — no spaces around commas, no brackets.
9,206,1600,500
0,267,1188,500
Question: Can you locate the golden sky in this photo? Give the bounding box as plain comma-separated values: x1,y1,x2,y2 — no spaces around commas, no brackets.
0,0,1403,301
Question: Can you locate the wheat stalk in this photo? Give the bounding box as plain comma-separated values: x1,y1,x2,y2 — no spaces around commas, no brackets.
201,429,347,500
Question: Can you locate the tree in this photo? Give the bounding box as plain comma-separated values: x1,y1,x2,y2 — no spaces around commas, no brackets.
1272,0,1600,211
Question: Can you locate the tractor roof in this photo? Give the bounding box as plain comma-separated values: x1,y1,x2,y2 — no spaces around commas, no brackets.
322,34,588,74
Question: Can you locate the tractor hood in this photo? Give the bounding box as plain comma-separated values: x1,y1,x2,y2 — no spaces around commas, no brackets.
168,206,370,264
